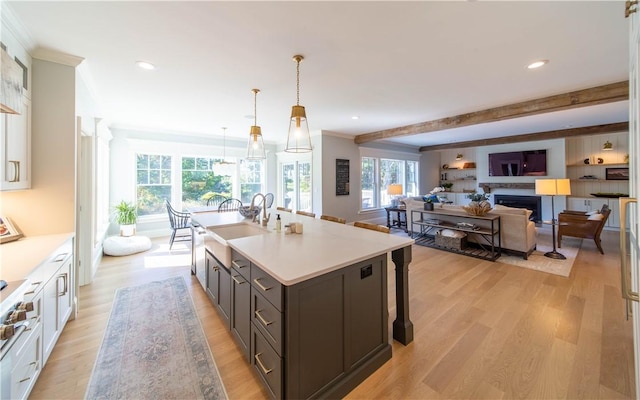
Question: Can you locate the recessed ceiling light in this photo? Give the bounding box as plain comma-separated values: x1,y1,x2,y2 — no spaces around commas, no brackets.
351,116,360,120
527,60,548,69
136,61,156,70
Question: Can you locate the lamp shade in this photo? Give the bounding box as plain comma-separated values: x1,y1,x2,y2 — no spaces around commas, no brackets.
387,184,403,195
535,178,571,196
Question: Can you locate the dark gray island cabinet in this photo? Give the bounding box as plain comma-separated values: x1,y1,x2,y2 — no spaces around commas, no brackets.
209,248,389,399
191,211,414,399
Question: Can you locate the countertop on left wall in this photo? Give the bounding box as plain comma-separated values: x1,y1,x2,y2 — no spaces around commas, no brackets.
0,232,74,281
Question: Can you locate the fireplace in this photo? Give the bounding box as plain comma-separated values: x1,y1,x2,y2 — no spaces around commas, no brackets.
493,195,542,223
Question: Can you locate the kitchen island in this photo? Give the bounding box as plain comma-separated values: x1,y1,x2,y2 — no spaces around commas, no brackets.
191,211,414,399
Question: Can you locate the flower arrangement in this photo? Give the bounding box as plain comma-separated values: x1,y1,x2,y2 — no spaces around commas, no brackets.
466,192,490,202
425,186,445,203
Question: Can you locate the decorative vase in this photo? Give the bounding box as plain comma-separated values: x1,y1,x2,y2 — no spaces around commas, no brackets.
424,202,434,211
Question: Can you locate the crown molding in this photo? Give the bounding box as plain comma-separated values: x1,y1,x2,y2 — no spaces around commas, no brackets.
32,47,84,67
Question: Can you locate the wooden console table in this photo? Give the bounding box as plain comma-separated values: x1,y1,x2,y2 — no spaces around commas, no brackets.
411,209,501,261
385,206,408,233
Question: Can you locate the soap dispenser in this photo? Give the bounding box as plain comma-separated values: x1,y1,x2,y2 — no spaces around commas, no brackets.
276,214,282,232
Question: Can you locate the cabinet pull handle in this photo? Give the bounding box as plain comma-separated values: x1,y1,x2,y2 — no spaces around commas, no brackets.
57,273,68,297
24,280,43,296
253,278,272,292
8,160,20,182
232,260,248,269
254,352,273,374
231,275,245,285
254,309,273,326
19,376,31,383
619,197,638,304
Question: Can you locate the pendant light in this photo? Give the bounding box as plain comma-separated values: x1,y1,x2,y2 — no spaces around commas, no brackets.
216,127,235,165
246,88,266,160
285,55,312,153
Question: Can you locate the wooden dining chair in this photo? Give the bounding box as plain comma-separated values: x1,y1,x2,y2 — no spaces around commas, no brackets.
165,200,193,249
218,198,243,212
264,193,275,209
206,194,228,208
320,214,346,224
276,206,292,212
296,210,316,218
354,221,390,234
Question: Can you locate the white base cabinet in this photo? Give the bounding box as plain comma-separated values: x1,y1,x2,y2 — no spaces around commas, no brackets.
566,197,623,228
2,234,75,400
41,255,72,364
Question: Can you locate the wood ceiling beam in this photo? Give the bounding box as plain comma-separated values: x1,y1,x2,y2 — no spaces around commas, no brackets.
354,81,629,145
418,122,629,152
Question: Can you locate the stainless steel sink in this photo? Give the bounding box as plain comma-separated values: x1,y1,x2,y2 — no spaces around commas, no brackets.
204,223,270,268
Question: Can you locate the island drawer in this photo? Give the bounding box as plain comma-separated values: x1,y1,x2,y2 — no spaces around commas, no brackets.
251,289,283,356
251,324,282,400
230,250,251,281
251,265,283,310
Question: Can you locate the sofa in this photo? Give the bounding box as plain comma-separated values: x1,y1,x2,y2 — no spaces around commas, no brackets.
403,198,536,259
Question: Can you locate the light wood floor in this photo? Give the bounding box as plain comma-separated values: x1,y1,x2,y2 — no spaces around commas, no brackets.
30,230,635,399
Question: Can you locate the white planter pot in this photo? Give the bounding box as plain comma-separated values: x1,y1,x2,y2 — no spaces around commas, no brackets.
120,224,136,237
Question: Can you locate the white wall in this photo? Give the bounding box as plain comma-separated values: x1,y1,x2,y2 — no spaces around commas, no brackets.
320,133,427,223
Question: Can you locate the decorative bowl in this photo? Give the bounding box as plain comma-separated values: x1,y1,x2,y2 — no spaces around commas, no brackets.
238,205,261,218
462,201,492,216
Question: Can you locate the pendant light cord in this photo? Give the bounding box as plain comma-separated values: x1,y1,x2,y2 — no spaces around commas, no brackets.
253,89,259,126
296,59,300,106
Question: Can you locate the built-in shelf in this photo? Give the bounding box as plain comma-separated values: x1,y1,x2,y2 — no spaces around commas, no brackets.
567,163,628,167
441,179,477,182
479,182,535,193
441,168,476,172
571,179,608,182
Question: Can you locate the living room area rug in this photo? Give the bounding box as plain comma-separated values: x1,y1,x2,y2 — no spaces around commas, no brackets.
498,226,582,277
85,276,228,400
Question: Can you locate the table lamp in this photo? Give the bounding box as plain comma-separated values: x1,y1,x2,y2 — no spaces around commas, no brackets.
535,178,571,259
387,184,403,207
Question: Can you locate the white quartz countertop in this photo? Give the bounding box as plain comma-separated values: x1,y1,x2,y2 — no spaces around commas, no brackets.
0,232,74,282
191,211,414,286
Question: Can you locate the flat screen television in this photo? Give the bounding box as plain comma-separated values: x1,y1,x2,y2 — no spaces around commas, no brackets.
488,150,547,177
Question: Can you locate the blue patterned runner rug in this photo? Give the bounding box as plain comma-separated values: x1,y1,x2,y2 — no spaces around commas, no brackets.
85,276,227,399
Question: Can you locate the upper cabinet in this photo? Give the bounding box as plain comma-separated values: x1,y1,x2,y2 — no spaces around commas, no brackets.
1,31,32,191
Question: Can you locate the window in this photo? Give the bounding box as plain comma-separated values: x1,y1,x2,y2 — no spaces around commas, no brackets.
132,140,265,217
240,159,263,204
181,156,233,210
360,155,419,210
278,155,312,212
136,153,172,216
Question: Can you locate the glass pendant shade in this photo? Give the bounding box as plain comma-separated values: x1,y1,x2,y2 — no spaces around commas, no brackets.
285,55,312,153
247,125,266,160
285,105,312,153
246,88,266,160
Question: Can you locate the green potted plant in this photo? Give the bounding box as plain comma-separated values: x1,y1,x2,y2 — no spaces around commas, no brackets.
466,192,490,203
441,182,453,192
114,200,137,237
